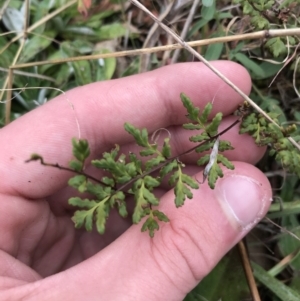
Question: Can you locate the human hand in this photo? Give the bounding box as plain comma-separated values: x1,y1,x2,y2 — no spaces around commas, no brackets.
0,61,272,300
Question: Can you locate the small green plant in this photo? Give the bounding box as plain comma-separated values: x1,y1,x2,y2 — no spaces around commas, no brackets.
27,94,299,237
233,0,298,57
240,109,300,176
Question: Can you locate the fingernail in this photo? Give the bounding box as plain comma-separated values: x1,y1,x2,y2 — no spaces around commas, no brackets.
215,174,267,230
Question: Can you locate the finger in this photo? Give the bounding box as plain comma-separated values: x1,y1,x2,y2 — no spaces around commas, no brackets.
11,162,271,300
0,61,251,198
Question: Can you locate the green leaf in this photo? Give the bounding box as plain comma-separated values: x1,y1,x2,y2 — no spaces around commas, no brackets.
132,179,159,223
160,160,178,178
124,123,149,147
162,138,171,158
243,2,253,14
96,23,127,40
141,215,159,238
69,160,83,172
175,180,193,207
93,49,116,80
207,162,224,189
196,141,214,153
201,0,216,20
197,154,210,166
142,188,159,205
68,175,87,193
219,140,234,152
181,174,199,189
140,148,156,156
145,156,166,171
217,154,235,170
153,210,170,222
72,138,90,162
252,261,300,301
202,0,214,7
205,112,222,136
92,145,134,183
96,201,109,234
129,153,142,173
144,175,160,189
111,192,127,218
86,181,111,200
181,93,200,122
205,42,224,61
190,132,210,142
72,59,93,86
69,197,98,209
251,15,270,29
233,53,265,78
182,123,202,130
19,31,56,63
72,209,94,231
265,38,286,57
101,176,115,187
172,166,198,207
200,103,213,124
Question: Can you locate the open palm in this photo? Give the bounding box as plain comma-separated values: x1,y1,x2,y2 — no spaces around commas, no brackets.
0,62,271,300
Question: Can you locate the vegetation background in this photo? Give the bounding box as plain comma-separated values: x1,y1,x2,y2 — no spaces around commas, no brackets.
0,0,299,300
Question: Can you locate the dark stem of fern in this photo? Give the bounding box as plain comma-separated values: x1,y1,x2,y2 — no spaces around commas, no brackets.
115,118,241,193
25,157,109,187
26,117,241,192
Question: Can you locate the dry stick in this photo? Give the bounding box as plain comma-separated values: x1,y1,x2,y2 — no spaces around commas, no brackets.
238,241,261,301
9,28,300,70
0,67,57,83
267,247,300,277
264,217,300,242
23,0,30,40
171,0,201,64
5,68,13,124
140,1,175,72
129,0,300,153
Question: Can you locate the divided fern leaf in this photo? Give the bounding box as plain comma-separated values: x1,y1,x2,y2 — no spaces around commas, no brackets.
170,164,199,207
54,92,239,236
69,197,98,209
181,93,200,121
72,138,90,162
141,213,159,238
199,103,213,124
124,122,149,147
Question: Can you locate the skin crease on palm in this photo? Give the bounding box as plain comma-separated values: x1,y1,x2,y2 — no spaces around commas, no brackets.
0,61,272,300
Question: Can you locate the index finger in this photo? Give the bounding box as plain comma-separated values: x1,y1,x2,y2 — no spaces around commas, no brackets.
0,61,251,198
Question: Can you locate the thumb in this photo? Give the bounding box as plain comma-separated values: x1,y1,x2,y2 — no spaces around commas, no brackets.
20,162,272,301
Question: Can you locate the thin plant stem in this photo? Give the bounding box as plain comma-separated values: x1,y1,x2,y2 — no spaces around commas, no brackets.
26,116,242,193
238,240,261,301
9,28,300,70
5,68,13,124
25,156,109,187
171,0,201,63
